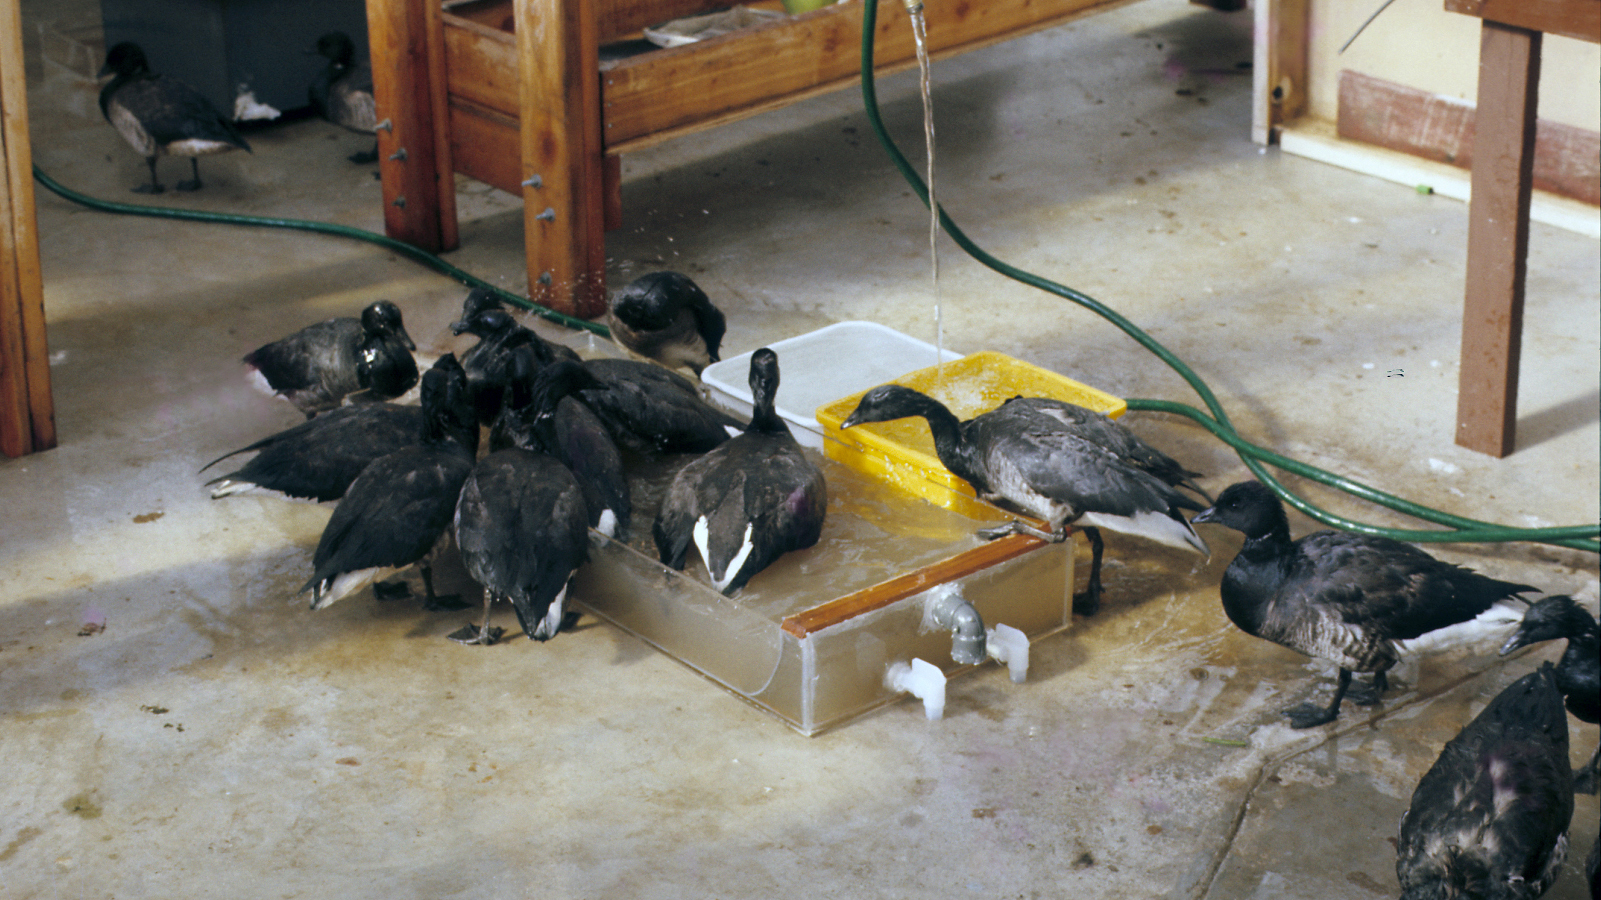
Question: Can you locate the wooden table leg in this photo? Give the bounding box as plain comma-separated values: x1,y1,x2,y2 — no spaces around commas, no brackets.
0,0,54,457
1455,20,1540,458
518,0,608,320
368,0,459,253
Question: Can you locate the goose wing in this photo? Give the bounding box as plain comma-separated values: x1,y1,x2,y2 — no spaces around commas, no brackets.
305,447,472,587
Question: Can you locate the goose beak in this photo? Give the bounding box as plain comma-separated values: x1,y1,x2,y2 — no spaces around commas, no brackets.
1498,628,1531,656
449,319,471,336
1191,505,1219,525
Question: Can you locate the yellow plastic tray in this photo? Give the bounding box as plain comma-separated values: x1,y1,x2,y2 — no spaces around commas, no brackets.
815,351,1127,519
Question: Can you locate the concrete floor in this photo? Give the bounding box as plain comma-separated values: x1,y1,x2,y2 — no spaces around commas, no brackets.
4,1,1599,897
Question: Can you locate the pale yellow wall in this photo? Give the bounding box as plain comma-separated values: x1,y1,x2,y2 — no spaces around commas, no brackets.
1306,1,1600,132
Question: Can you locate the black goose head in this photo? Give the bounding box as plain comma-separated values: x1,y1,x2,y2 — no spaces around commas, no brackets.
360,300,416,350
455,287,504,327
314,31,357,67
99,42,151,79
451,307,514,339
841,384,949,430
745,348,788,434
612,272,726,361
1500,595,1595,655
1191,480,1289,540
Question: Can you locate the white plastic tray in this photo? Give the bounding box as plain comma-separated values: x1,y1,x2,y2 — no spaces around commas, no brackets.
702,321,963,449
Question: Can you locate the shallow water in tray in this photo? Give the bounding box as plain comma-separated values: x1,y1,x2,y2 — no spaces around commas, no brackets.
614,446,1009,622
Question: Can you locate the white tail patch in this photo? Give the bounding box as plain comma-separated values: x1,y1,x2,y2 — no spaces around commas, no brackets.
594,509,618,539
693,516,754,593
1077,509,1209,558
309,565,400,610
534,582,569,640
245,367,280,399
1396,601,1526,658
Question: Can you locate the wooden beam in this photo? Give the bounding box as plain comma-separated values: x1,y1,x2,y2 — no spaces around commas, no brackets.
0,0,54,457
1444,0,1601,43
1252,0,1309,145
517,0,608,318
368,0,458,252
1455,21,1540,457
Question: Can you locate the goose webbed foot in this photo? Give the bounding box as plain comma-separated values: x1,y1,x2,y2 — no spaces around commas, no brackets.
1282,668,1352,728
447,623,504,645
1343,671,1389,707
975,519,1067,543
175,159,202,192
1072,584,1102,617
418,564,466,611
1282,700,1342,729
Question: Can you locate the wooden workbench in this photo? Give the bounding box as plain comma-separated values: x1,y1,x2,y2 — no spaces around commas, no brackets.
364,0,1137,318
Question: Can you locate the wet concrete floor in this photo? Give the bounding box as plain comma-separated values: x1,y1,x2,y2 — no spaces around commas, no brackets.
3,0,1597,896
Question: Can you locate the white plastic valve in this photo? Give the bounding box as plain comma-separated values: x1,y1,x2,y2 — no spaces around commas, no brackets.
986,623,1030,683
885,658,947,720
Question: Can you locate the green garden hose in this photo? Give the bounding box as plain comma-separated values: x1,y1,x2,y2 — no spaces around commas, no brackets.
30,165,610,338
857,0,1597,554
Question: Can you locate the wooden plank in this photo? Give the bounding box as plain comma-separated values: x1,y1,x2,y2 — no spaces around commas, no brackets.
422,0,460,251
781,533,1046,638
442,12,520,116
518,0,609,318
447,97,524,194
1456,22,1540,457
1252,0,1309,145
0,0,53,457
1445,0,1601,43
1337,69,1599,205
600,0,1132,148
368,0,452,251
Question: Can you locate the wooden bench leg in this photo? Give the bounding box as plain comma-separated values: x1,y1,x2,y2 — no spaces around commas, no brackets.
0,0,54,457
1455,21,1539,458
518,0,608,320
368,0,459,253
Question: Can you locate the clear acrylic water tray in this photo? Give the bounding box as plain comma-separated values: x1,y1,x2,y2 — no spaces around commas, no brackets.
569,452,1072,736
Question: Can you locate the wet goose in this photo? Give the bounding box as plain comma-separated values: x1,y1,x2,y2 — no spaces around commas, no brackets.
451,298,579,426
308,31,378,164
576,357,743,455
450,445,589,646
491,355,632,540
243,299,418,418
607,271,727,376
1500,594,1600,793
1192,480,1539,728
654,348,827,595
201,402,425,502
841,385,1208,615
98,42,250,193
301,355,477,611
995,395,1210,501
1396,664,1574,900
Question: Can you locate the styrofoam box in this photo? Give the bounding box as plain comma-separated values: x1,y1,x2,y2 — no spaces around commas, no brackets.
703,321,963,448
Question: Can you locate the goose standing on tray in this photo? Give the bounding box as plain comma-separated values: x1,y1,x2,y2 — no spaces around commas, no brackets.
301,355,477,611
1396,664,1574,900
308,31,378,164
607,271,727,376
201,402,424,502
451,435,590,646
654,348,827,595
841,385,1209,615
1501,594,1601,793
244,299,418,417
98,42,251,193
1191,480,1539,728
490,353,632,540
